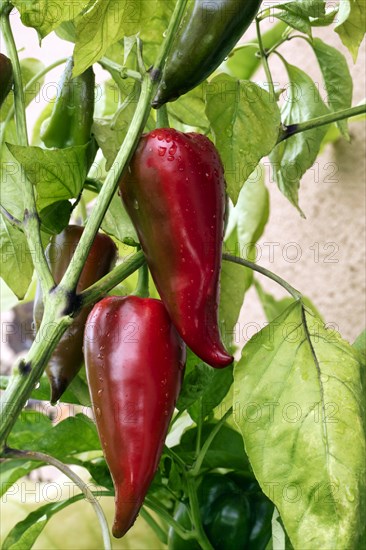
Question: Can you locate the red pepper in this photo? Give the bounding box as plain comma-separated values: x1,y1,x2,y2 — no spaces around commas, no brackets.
33,226,117,403
119,128,233,368
84,295,186,538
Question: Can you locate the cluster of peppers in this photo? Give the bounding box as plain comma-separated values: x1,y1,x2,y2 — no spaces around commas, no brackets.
30,0,265,543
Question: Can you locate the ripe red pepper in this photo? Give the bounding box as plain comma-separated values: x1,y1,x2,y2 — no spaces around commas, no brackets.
33,226,117,403
119,128,233,368
84,295,185,538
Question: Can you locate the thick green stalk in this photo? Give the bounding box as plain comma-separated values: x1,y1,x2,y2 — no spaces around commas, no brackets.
0,10,54,294
256,18,275,99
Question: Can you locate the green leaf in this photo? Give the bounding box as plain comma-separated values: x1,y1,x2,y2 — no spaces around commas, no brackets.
234,301,366,549
0,58,45,122
0,460,42,498
224,22,288,81
39,200,72,235
177,351,233,422
7,412,100,460
86,457,114,491
275,12,312,35
2,494,86,550
353,329,366,364
168,83,209,130
275,0,326,18
73,0,161,75
7,143,90,209
174,423,252,473
0,216,34,299
0,121,25,219
101,191,138,245
206,75,281,204
220,168,270,347
269,64,329,214
11,0,89,38
312,38,353,138
335,0,366,62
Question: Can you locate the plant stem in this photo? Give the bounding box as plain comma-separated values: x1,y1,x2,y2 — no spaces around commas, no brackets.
256,18,275,99
191,408,233,476
277,104,366,142
223,253,302,301
80,251,145,307
187,476,214,550
0,10,54,295
0,205,22,227
3,448,112,550
99,57,142,82
0,311,72,446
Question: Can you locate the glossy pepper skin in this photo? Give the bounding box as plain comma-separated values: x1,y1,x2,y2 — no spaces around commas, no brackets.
0,53,13,107
119,128,233,369
168,473,273,550
40,56,95,148
152,0,262,107
33,226,117,404
84,295,186,538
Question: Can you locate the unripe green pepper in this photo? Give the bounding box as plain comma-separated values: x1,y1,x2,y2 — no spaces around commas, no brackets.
168,473,273,550
153,0,262,107
0,53,13,107
40,57,95,148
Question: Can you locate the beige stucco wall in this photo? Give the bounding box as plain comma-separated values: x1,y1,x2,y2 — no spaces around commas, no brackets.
237,26,366,347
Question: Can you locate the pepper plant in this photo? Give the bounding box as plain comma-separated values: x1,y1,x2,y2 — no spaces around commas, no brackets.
0,0,365,549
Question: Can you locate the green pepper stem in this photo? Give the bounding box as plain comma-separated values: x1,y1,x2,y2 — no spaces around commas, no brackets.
156,104,170,128
187,476,214,550
80,251,145,307
0,10,54,295
131,252,150,298
3,448,112,550
277,104,366,142
223,253,302,301
99,57,142,82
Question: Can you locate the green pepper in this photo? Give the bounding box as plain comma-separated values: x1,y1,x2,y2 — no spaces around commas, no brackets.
40,56,95,148
168,473,273,550
152,0,263,107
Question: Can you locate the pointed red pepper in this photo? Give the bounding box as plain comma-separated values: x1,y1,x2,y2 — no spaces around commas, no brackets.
119,128,233,368
84,295,185,537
